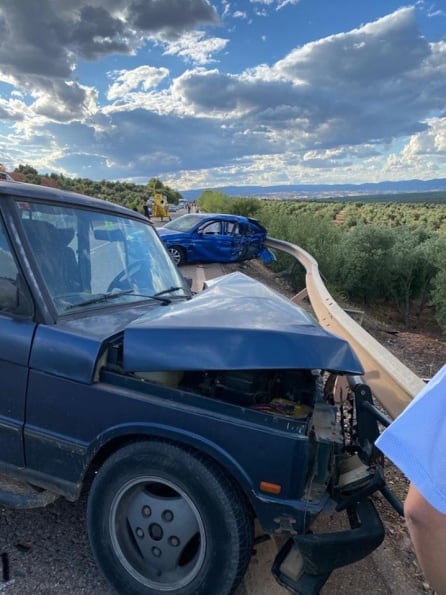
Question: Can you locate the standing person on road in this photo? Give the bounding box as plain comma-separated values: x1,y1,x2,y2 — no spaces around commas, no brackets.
143,197,152,219
376,364,446,595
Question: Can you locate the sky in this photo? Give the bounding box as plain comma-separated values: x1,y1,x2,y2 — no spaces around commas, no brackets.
0,0,445,191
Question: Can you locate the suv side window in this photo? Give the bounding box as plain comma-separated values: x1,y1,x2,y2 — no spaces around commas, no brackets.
0,218,32,316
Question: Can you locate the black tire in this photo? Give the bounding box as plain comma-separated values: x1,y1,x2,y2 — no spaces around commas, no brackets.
87,441,254,595
168,246,186,266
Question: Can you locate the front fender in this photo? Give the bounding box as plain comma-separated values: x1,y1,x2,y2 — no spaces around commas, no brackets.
85,421,256,502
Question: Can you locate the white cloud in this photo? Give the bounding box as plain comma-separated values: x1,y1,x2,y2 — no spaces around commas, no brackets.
276,0,300,9
401,118,446,157
159,31,229,64
249,0,300,10
276,8,430,86
107,66,170,100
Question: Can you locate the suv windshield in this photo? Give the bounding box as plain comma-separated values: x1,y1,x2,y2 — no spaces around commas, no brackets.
17,201,190,314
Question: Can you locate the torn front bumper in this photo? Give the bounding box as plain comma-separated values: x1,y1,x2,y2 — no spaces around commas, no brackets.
272,498,385,595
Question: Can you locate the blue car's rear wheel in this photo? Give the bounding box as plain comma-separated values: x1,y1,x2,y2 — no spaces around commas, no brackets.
87,441,254,595
168,246,186,266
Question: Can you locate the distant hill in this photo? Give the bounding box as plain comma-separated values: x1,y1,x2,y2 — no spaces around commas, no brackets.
5,164,446,204
180,177,446,201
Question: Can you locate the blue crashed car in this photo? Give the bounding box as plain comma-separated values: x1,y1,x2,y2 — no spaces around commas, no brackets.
157,212,274,266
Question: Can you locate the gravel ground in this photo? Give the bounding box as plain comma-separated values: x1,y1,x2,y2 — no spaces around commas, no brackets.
0,493,112,594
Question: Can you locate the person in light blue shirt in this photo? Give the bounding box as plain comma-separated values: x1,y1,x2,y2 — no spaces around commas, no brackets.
376,364,446,595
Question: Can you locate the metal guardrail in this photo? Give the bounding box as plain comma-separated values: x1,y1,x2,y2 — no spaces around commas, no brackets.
265,237,426,419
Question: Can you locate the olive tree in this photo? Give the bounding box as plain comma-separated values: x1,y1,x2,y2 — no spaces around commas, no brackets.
430,236,446,332
334,225,394,304
386,228,437,327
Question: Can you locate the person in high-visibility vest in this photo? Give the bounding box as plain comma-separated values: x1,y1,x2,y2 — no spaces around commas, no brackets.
152,193,171,221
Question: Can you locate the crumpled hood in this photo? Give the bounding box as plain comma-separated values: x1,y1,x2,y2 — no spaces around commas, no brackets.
123,272,364,374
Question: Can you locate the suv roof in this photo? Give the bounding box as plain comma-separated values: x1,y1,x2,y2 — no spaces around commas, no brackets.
0,180,141,218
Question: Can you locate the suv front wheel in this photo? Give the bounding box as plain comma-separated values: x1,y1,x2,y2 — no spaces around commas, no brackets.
87,441,253,595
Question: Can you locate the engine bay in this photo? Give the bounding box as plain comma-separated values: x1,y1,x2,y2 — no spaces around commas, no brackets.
134,367,342,425
180,368,321,411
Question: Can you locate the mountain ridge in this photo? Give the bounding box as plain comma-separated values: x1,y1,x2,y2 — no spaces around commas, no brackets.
180,177,446,200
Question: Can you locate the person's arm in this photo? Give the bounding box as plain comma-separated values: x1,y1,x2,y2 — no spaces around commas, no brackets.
404,483,446,595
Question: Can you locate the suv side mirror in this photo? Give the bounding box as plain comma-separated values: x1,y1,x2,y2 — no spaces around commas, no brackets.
0,277,19,311
0,276,34,317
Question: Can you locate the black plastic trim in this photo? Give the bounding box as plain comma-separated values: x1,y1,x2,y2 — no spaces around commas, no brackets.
272,498,385,595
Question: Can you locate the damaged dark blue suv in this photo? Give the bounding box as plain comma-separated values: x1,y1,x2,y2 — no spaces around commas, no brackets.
0,180,395,595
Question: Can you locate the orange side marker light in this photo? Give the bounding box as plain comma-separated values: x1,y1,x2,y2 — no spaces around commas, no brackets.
260,481,281,495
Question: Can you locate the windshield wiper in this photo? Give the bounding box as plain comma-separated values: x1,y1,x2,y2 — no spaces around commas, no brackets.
153,286,188,298
65,289,171,310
